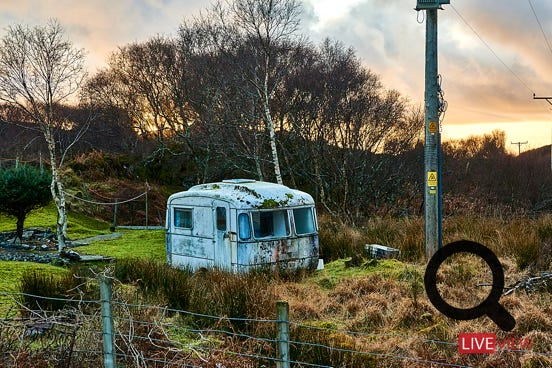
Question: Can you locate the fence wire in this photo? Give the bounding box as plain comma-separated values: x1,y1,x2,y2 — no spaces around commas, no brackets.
64,190,148,206
0,290,549,368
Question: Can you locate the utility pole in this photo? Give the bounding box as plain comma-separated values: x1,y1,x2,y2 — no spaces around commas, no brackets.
510,141,528,155
416,0,449,261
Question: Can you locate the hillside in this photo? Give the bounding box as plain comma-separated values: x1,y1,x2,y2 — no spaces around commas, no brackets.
0,204,551,366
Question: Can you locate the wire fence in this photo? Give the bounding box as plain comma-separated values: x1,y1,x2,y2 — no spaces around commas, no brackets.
64,182,163,229
0,279,550,368
0,158,165,227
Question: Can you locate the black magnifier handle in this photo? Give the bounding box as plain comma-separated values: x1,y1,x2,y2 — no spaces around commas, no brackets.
485,302,516,332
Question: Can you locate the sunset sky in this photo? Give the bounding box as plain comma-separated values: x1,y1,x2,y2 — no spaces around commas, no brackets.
1,0,552,153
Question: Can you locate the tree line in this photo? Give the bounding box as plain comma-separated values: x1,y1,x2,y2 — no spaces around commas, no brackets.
79,1,423,223
0,0,550,229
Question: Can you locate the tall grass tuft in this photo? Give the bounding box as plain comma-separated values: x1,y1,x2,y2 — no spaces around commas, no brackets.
114,258,192,311
187,269,274,334
113,259,275,335
318,215,365,261
19,267,97,313
318,214,424,262
364,217,424,261
443,216,549,269
290,325,377,367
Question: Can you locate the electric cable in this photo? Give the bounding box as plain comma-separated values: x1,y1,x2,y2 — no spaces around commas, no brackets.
450,4,535,95
528,0,552,58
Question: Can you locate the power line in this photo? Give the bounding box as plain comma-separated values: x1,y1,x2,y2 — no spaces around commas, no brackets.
450,4,535,95
528,0,552,58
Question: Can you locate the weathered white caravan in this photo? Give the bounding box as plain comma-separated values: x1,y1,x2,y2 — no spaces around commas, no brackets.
165,179,319,272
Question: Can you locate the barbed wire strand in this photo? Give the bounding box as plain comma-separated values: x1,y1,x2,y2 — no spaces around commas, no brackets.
291,321,457,347
110,299,279,324
2,290,550,367
6,290,549,357
0,291,100,304
113,317,277,345
288,339,474,368
114,351,202,368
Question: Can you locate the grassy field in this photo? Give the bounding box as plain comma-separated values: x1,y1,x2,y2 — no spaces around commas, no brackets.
1,205,552,366
0,202,110,237
0,203,165,314
76,229,165,260
0,202,165,258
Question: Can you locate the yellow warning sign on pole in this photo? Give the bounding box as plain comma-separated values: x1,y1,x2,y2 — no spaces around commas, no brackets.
427,171,437,187
428,121,438,133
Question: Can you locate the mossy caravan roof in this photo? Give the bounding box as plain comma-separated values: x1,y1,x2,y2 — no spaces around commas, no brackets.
167,179,315,209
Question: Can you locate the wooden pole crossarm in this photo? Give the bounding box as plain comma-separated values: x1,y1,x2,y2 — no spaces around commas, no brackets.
533,94,552,106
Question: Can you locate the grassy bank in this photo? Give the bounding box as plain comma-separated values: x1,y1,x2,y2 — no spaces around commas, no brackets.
1,208,552,366
318,214,552,269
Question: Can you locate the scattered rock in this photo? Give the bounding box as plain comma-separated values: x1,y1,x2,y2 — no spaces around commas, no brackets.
60,248,81,261
0,228,111,264
24,321,53,337
0,249,58,263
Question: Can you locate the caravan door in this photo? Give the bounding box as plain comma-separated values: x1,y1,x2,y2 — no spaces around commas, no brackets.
212,200,235,270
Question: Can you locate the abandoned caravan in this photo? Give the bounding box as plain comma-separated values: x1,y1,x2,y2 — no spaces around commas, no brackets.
165,179,319,272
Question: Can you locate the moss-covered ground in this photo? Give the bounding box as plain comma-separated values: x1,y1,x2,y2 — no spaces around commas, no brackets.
76,229,165,260
0,201,165,314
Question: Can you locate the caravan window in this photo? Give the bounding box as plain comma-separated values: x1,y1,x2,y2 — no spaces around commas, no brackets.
238,213,251,240
216,207,227,231
174,208,193,229
252,210,290,239
293,207,316,235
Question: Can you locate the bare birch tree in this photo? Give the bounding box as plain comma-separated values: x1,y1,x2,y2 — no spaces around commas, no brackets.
227,0,302,185
0,20,87,250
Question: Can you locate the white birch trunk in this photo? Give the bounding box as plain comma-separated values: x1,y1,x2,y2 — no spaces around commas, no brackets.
45,127,67,251
263,58,283,185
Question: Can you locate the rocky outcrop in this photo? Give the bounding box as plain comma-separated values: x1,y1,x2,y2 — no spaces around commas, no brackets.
0,227,78,264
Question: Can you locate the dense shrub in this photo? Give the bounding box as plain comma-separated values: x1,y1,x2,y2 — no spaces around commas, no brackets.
0,164,52,241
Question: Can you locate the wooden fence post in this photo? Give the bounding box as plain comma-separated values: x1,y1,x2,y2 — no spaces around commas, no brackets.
113,200,118,230
145,188,149,229
100,276,116,368
276,301,290,368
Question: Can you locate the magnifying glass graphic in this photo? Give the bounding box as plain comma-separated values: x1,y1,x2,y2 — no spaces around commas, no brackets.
424,240,516,331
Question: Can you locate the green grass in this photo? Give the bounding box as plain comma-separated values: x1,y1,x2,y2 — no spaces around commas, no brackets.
311,258,415,289
0,203,163,314
0,202,110,239
0,203,57,232
76,229,165,260
0,262,67,316
66,210,111,240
